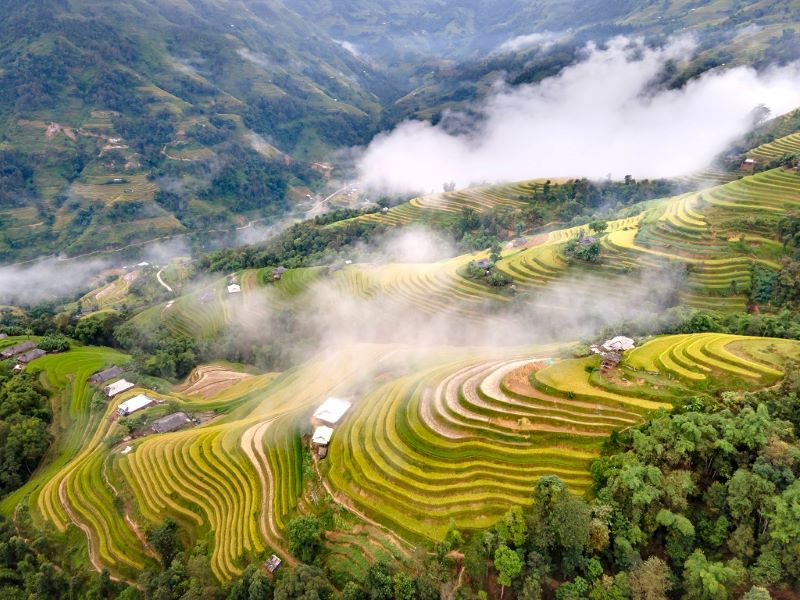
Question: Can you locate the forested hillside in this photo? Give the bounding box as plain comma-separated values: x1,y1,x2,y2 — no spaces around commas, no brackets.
0,0,389,262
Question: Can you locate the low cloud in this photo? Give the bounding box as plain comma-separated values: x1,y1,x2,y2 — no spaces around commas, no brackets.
357,36,800,194
335,40,364,59
0,258,109,305
218,229,687,365
237,48,272,70
496,31,564,54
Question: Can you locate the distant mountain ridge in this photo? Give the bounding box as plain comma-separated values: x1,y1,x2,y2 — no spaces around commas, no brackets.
0,0,798,263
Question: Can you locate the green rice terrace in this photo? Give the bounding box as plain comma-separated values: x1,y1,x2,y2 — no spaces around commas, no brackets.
3,330,800,584
130,164,800,342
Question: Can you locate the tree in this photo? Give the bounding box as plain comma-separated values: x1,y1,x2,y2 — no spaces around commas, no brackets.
342,581,366,600
496,506,527,548
588,220,608,234
628,557,671,600
393,572,416,600
273,565,332,600
768,479,800,577
37,336,70,353
519,574,543,600
285,515,323,563
742,587,771,600
555,576,588,600
682,550,737,600
363,561,394,600
149,519,180,568
494,545,522,599
228,564,272,600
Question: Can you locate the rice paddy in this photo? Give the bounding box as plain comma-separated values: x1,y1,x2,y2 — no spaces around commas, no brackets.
8,147,800,584
5,319,800,585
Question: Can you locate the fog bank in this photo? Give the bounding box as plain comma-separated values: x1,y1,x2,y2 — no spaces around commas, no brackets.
357,36,800,194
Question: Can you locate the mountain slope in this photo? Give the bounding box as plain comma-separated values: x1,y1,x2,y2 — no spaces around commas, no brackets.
0,0,390,262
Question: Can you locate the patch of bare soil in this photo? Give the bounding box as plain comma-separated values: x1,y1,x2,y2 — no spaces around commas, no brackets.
176,365,254,399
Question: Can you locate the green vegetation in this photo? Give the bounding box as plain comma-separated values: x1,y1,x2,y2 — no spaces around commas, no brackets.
0,369,51,496
318,369,800,599
2,4,800,597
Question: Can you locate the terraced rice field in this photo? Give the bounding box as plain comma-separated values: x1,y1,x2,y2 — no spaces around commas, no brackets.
10,158,800,582
322,334,798,540
0,346,149,576
69,174,158,204
120,423,266,579
748,132,800,162
356,180,546,227
325,524,411,583
139,167,800,336
5,334,798,582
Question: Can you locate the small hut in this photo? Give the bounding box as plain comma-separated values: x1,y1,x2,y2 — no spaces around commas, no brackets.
17,349,46,364
0,341,36,359
117,394,155,417
272,266,288,281
265,555,282,574
104,379,135,398
600,350,622,374
311,425,334,458
152,412,190,433
89,366,124,385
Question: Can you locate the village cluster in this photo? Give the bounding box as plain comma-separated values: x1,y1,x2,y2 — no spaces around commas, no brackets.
89,365,191,433
0,336,48,371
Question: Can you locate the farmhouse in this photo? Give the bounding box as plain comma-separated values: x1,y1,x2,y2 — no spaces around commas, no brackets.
227,283,241,294
152,412,190,433
740,158,757,171
104,379,135,398
600,336,635,352
600,350,623,373
311,425,334,458
17,349,46,364
264,554,282,574
273,266,288,280
312,397,351,426
89,365,124,384
117,394,155,417
590,335,636,374
1,341,36,359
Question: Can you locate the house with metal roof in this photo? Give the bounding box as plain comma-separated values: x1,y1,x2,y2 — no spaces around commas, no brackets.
312,397,351,426
117,394,155,417
17,349,46,364
152,412,190,433
1,341,36,359
89,366,124,384
104,379,135,398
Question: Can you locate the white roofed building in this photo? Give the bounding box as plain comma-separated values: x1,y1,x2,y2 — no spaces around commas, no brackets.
227,284,241,294
312,425,334,446
117,394,155,417
602,336,635,352
104,379,135,398
312,397,351,426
